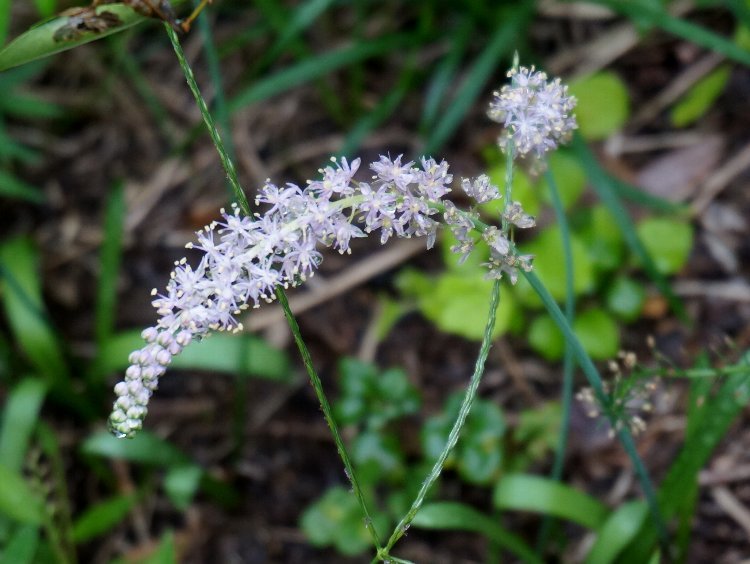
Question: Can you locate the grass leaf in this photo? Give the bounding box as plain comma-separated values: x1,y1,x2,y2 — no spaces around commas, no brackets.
412,502,543,564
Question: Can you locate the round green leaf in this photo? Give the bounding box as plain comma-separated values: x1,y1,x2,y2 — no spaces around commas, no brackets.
515,226,595,307
569,72,630,140
576,205,626,273
351,430,404,483
574,308,620,360
541,150,586,210
418,272,515,340
605,276,646,322
636,217,693,275
528,315,565,361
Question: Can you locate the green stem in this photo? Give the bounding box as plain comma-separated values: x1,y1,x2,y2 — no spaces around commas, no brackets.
536,170,576,553
277,287,382,551
165,25,248,213
378,279,502,560
165,21,382,553
522,270,671,559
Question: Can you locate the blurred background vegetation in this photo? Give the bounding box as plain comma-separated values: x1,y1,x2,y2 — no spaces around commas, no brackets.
1,0,750,562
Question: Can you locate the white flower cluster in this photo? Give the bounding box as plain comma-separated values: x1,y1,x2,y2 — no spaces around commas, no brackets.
488,66,577,158
109,155,455,438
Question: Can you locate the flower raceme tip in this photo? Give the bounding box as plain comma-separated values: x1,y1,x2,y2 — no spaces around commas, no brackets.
109,65,576,438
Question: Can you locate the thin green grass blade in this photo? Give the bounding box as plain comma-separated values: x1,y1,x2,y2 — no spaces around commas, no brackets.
0,94,62,119
108,33,174,144
494,473,609,529
594,0,750,66
99,330,291,381
228,34,411,112
571,135,687,321
0,524,40,564
0,237,68,381
619,352,750,561
259,0,334,69
194,3,235,198
0,170,43,203
611,177,686,214
423,8,529,155
0,0,10,48
522,269,670,555
585,500,648,564
412,502,543,564
94,181,125,350
0,379,46,473
419,20,471,133
0,464,44,524
341,67,413,155
71,494,138,543
538,169,576,552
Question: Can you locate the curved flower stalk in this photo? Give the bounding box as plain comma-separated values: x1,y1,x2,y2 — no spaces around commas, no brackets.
109,65,577,440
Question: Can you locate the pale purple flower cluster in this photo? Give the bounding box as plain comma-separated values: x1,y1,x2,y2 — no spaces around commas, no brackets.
110,63,576,438
109,155,454,438
488,66,577,158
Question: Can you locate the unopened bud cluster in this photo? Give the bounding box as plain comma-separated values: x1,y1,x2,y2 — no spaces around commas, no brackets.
109,64,576,438
577,351,658,438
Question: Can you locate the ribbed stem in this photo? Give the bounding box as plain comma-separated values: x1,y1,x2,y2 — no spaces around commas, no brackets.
165,23,382,552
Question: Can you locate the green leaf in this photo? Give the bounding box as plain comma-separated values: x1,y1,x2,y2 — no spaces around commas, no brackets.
99,330,291,381
417,271,515,340
493,473,609,529
573,308,620,361
635,217,693,275
412,502,543,564
572,135,687,320
140,531,176,564
569,72,630,140
670,65,731,127
541,150,586,210
585,500,648,564
163,465,203,510
0,524,39,564
0,4,156,72
0,237,68,380
512,402,561,471
422,393,505,485
605,276,646,322
423,7,526,154
0,465,44,524
574,205,626,273
515,226,595,307
229,34,410,111
351,430,404,483
300,486,385,556
95,181,125,349
528,315,564,361
82,430,189,467
0,170,44,203
71,494,138,543
0,379,46,473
